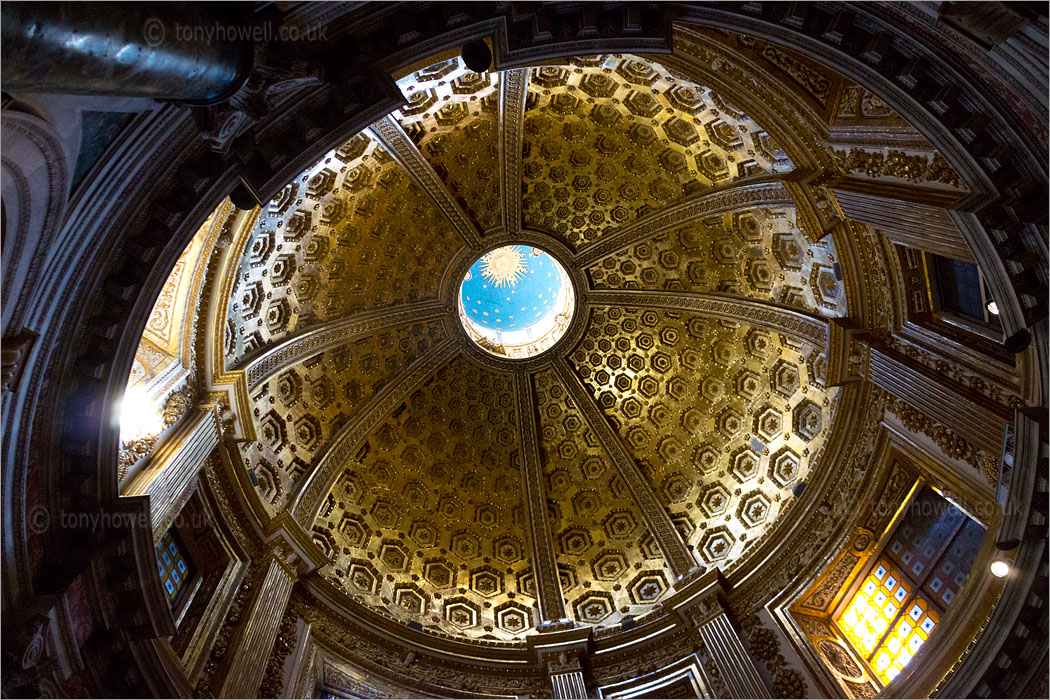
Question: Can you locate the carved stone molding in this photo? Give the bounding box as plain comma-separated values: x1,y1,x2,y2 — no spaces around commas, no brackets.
241,301,446,389
369,116,482,249
515,370,568,624
499,68,529,235
587,289,829,348
291,339,458,523
551,358,696,579
0,331,36,394
574,179,793,268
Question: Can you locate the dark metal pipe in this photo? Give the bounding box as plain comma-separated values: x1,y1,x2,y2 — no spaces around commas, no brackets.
1,2,253,103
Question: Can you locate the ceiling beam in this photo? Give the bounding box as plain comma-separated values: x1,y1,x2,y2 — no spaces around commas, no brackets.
369,115,482,249
289,339,460,524
573,178,792,268
587,289,829,349
514,370,569,624
551,357,697,580
240,300,447,391
499,68,529,235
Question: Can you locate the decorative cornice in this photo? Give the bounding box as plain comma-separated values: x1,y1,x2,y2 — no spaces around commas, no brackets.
291,339,459,524
240,301,446,390
551,358,696,579
587,290,829,348
574,178,792,268
369,116,482,249
514,370,567,623
499,68,528,235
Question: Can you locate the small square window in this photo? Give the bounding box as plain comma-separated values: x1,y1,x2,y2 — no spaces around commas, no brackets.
155,530,194,606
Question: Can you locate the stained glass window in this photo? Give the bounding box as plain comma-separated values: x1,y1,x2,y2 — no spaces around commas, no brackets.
838,558,911,657
833,487,984,686
156,530,193,605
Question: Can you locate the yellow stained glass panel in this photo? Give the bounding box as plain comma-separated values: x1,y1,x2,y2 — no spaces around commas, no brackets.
836,558,911,657
872,596,939,684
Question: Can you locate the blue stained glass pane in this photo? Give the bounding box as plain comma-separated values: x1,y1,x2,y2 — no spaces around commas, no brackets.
885,576,897,590
162,551,171,566
875,565,887,578
178,559,187,574
169,542,177,555
894,587,907,602
171,569,181,585
165,579,175,595
921,618,936,633
910,605,923,621
929,577,942,592
909,636,923,652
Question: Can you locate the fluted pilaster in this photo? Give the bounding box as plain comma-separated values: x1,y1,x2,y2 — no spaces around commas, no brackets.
123,405,220,539
217,552,298,698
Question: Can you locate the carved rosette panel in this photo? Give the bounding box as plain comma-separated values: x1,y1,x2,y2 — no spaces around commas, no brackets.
587,204,847,317
310,356,538,640
242,320,447,509
224,133,463,365
571,306,840,568
533,368,676,628
522,54,791,250
393,57,503,234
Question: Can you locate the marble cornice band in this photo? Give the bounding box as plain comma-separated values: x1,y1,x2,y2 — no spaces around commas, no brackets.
587,289,829,349
240,300,447,390
369,116,482,249
551,358,696,579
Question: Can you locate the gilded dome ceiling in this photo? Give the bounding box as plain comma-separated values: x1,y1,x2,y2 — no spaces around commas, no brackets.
223,52,849,642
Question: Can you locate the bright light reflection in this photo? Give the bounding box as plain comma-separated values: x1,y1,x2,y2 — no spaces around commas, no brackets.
119,384,161,442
